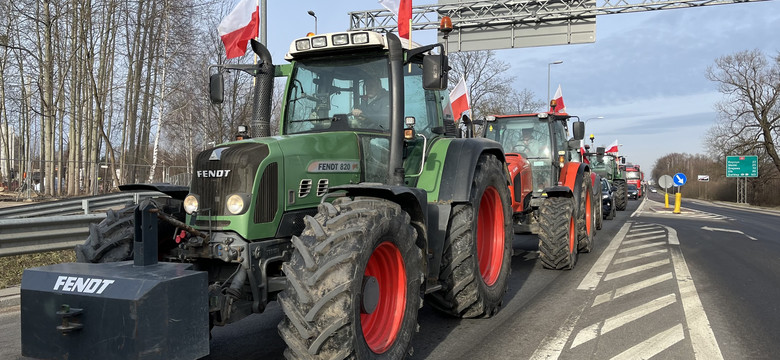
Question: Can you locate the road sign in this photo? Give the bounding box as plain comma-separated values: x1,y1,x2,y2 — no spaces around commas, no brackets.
726,155,758,177
673,173,687,186
658,175,673,189
697,175,710,182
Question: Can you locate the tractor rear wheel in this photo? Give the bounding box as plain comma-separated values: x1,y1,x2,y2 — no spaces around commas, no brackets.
538,197,578,270
428,154,512,318
577,172,595,253
278,197,423,359
615,180,628,211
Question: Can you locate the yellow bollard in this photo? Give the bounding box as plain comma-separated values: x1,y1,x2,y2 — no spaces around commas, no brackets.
665,192,669,208
673,192,682,214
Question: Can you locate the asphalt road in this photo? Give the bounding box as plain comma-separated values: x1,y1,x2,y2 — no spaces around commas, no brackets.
2,194,779,359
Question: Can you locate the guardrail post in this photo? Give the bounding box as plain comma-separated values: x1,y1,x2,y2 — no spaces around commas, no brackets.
81,199,90,215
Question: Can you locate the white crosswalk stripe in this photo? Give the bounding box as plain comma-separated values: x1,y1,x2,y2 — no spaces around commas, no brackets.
610,324,686,360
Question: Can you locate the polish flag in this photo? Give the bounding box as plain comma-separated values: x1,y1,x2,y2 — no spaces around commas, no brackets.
580,146,590,164
379,0,412,39
449,77,470,121
218,0,260,59
605,140,619,154
549,84,565,113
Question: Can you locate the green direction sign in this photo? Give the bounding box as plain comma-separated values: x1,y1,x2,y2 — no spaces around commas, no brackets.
726,155,758,177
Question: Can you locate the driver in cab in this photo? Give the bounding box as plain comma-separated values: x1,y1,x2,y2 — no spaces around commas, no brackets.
351,77,389,129
514,128,539,156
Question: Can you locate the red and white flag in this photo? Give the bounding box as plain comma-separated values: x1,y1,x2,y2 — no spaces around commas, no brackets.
218,0,260,59
605,140,619,154
580,146,590,164
549,84,566,113
379,0,412,39
449,77,470,121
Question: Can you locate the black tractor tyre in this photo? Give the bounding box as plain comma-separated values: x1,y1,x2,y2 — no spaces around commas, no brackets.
75,198,183,263
614,180,628,211
595,193,603,230
427,154,513,319
278,197,423,359
538,197,578,270
577,172,595,253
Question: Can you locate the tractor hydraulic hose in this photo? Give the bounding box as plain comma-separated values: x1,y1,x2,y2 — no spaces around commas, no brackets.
149,208,209,241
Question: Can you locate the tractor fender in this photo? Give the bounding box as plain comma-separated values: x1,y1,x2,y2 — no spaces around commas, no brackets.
543,162,590,208
437,138,507,203
327,184,428,248
118,183,189,200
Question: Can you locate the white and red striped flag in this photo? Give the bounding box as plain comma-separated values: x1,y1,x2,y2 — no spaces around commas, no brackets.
550,84,566,113
218,0,260,59
379,0,412,39
605,140,619,153
449,77,470,121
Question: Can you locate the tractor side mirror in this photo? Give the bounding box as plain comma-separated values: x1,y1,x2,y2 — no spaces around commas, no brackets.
572,121,585,140
597,146,605,156
423,54,448,90
209,73,224,104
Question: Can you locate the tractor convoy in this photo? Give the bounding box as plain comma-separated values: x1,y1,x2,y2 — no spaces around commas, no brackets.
20,30,617,360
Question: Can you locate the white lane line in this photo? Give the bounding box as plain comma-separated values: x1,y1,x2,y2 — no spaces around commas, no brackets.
665,226,724,360
665,225,680,245
625,229,666,238
630,196,648,217
610,323,685,360
603,259,670,282
529,301,589,360
578,222,632,291
592,272,674,307
617,241,666,253
629,223,656,230
622,234,667,245
613,249,668,264
571,293,678,348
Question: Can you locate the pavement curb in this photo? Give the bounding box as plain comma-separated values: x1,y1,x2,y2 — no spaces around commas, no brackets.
0,286,20,309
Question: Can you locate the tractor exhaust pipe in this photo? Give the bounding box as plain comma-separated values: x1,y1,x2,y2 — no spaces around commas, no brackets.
250,39,274,138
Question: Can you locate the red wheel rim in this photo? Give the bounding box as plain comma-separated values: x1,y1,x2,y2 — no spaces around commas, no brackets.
361,242,406,354
585,186,592,236
477,186,505,286
569,214,576,252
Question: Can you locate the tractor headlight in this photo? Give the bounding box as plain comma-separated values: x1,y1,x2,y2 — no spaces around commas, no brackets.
184,194,200,214
226,194,248,215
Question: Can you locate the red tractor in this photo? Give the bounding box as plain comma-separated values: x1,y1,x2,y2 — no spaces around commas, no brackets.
482,108,598,269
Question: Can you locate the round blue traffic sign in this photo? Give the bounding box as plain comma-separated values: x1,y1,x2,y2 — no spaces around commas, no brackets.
673,173,687,186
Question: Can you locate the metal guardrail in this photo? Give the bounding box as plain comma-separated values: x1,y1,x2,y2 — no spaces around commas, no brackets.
0,214,107,257
0,191,165,219
0,191,170,257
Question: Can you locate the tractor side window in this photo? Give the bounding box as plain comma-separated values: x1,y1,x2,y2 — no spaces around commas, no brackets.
402,68,436,139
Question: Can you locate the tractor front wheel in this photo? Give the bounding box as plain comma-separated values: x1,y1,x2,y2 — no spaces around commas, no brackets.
615,180,628,211
278,197,423,359
538,197,578,270
577,172,595,253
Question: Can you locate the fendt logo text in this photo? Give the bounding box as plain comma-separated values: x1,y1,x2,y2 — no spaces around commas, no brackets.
53,276,115,294
197,169,232,178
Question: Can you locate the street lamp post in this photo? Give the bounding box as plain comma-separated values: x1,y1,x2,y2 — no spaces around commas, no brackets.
307,10,317,34
547,60,563,102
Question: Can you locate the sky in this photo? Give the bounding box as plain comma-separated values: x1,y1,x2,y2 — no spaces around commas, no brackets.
250,0,780,179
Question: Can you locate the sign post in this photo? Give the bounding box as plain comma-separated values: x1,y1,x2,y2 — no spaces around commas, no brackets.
658,175,673,209
672,173,686,214
726,155,758,204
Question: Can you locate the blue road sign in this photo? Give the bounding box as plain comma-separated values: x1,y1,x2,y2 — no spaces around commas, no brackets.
673,173,687,186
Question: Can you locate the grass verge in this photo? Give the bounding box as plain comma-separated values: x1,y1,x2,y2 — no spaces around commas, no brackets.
0,250,76,288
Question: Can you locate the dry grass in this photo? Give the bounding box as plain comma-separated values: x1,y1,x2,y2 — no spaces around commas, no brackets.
0,250,76,288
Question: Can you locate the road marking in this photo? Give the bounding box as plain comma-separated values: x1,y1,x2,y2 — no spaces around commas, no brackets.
578,222,632,291
610,323,685,360
571,293,678,348
592,272,674,307
622,234,666,245
617,241,666,253
629,223,656,230
625,229,666,237
603,259,670,282
529,301,589,360
613,249,668,264
701,226,757,241
666,226,724,360
630,196,648,217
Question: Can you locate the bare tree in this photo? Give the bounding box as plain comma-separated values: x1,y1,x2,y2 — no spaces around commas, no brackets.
705,49,780,174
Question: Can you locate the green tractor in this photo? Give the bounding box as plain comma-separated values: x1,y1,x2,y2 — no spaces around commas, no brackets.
585,146,628,211
24,32,514,359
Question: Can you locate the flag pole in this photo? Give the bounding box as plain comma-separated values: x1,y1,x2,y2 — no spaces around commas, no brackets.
407,19,412,72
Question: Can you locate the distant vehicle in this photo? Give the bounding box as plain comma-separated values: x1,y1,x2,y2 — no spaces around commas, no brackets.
650,187,657,193
628,183,639,199
601,178,616,220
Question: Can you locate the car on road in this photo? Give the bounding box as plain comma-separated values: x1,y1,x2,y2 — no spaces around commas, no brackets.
601,178,616,220
650,186,657,193
628,183,639,199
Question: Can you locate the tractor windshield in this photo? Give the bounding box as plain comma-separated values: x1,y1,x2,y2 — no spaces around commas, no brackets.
283,54,438,138
483,115,554,193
